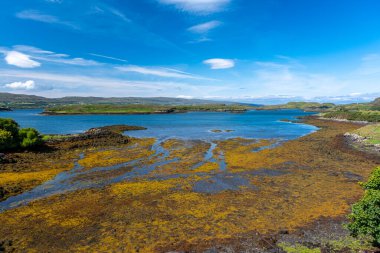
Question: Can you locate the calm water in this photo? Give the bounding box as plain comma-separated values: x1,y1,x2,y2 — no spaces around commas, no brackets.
0,109,318,140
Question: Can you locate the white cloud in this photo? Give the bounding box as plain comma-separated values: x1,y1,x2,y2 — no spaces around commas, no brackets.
4,45,99,66
116,65,208,79
0,70,181,90
250,60,345,97
188,20,222,34
203,58,235,69
16,10,78,29
0,70,223,98
4,51,41,68
177,95,194,99
4,80,35,90
157,0,230,14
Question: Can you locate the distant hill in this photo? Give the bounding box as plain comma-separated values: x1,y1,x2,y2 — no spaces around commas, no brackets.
0,93,240,109
371,97,380,106
259,102,336,112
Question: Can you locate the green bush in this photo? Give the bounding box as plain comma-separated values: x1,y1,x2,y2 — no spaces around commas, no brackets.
348,167,380,246
0,118,43,151
0,118,20,149
18,128,43,148
0,129,13,151
0,118,19,137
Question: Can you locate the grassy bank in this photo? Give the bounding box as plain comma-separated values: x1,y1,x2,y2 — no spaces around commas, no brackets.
353,124,380,145
258,98,380,122
259,102,336,112
322,110,380,122
43,104,253,115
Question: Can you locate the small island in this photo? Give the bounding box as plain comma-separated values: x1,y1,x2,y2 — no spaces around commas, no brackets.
0,107,11,112
42,104,254,115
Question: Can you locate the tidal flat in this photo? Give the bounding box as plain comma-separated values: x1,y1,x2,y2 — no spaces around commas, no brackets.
0,118,379,252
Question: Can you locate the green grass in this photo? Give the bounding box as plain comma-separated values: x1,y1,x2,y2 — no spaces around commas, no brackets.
43,104,253,115
278,236,375,253
353,124,380,144
261,102,335,112
42,134,72,141
322,110,380,122
278,242,321,253
324,236,374,252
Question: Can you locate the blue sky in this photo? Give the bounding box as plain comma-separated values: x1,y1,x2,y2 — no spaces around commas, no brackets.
1,0,380,103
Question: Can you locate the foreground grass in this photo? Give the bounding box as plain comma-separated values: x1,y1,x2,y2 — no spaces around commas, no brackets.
278,236,375,253
353,124,380,144
43,104,253,115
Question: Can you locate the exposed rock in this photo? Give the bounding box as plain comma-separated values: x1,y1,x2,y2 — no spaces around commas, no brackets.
344,132,380,154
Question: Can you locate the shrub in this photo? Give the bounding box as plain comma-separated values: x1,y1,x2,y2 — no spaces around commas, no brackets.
18,128,43,148
0,118,20,149
348,167,380,246
0,129,13,151
0,118,43,151
0,118,19,137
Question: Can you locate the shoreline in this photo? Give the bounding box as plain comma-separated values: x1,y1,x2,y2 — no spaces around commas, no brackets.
41,109,249,115
317,116,371,125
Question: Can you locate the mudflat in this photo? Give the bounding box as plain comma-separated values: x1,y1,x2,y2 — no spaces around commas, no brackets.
0,117,379,252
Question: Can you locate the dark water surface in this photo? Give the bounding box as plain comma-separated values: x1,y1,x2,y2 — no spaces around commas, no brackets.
0,109,317,140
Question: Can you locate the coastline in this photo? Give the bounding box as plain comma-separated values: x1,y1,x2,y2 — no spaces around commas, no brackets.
41,109,249,115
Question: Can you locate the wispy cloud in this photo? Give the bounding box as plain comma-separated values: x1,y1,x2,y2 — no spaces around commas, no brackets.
188,20,222,34
356,54,380,76
4,51,41,68
45,0,62,3
250,60,345,97
203,58,235,69
16,10,79,29
116,65,209,79
176,95,194,99
89,53,128,63
0,70,221,98
4,80,36,90
157,0,231,14
3,45,100,66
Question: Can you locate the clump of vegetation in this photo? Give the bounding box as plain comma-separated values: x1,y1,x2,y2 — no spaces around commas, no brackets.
353,124,380,144
323,110,380,122
0,118,43,152
278,242,321,253
348,167,380,247
261,102,336,112
42,103,253,115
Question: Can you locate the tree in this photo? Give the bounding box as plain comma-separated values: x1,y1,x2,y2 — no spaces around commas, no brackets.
18,128,43,148
348,167,380,246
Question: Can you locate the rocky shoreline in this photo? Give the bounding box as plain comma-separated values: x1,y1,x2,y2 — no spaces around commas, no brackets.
0,107,11,112
344,132,380,154
318,116,370,124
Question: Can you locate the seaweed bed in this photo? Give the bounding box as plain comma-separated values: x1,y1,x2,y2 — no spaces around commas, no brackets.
0,119,379,252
